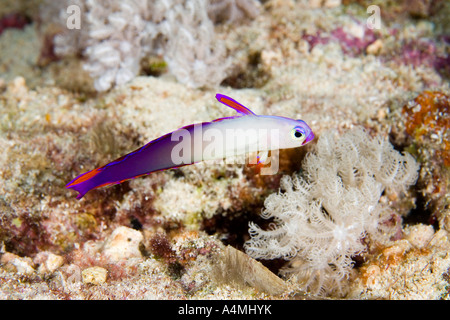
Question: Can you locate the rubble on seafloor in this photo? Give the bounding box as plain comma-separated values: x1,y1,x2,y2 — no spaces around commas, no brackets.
0,0,449,299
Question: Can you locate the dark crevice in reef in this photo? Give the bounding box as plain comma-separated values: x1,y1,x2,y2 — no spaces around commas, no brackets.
259,258,289,276
403,191,439,229
202,207,264,252
221,51,271,89
388,131,408,153
201,204,288,275
387,130,438,229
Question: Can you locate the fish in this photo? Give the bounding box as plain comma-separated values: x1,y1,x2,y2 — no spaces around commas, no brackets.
66,94,314,199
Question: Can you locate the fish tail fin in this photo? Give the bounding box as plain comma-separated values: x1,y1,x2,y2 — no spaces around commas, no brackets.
66,167,104,199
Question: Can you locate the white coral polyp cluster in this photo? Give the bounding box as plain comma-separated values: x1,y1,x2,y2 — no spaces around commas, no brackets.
81,1,153,92
245,128,419,296
161,1,230,89
46,0,259,91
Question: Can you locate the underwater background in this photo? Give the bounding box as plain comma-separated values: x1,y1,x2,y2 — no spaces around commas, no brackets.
0,0,449,299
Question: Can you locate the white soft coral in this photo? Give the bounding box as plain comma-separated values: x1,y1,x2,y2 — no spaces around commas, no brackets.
245,128,419,296
42,0,260,91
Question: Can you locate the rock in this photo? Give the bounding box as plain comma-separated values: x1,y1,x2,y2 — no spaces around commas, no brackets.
101,226,143,262
405,224,435,249
82,266,108,285
213,246,288,296
366,39,383,55
33,251,64,275
1,252,34,275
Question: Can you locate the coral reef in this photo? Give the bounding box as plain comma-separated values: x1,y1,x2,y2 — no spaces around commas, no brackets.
302,24,378,56
346,0,446,21
208,0,260,23
348,226,450,299
245,128,419,296
402,91,449,167
39,0,261,91
397,91,449,233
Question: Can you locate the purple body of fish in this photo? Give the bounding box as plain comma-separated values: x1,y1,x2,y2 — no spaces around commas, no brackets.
66,94,314,199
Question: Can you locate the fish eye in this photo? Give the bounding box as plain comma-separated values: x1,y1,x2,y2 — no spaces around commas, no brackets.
291,126,305,141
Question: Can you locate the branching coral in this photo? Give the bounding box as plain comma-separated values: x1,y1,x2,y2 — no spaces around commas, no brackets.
41,0,259,91
244,128,419,296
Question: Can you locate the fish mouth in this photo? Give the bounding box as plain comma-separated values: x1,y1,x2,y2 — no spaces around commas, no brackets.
302,131,315,145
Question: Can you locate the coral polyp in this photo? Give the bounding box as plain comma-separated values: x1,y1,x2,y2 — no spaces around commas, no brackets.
245,128,419,296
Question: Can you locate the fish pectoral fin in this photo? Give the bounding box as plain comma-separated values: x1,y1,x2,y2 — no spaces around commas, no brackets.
248,151,269,167
257,151,269,165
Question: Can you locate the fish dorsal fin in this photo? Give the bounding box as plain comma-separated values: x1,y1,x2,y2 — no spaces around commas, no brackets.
216,94,256,116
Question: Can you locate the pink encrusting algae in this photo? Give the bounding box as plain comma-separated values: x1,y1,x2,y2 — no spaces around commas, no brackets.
0,13,29,36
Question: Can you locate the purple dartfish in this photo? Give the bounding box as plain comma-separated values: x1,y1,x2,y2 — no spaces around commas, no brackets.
66,94,314,199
